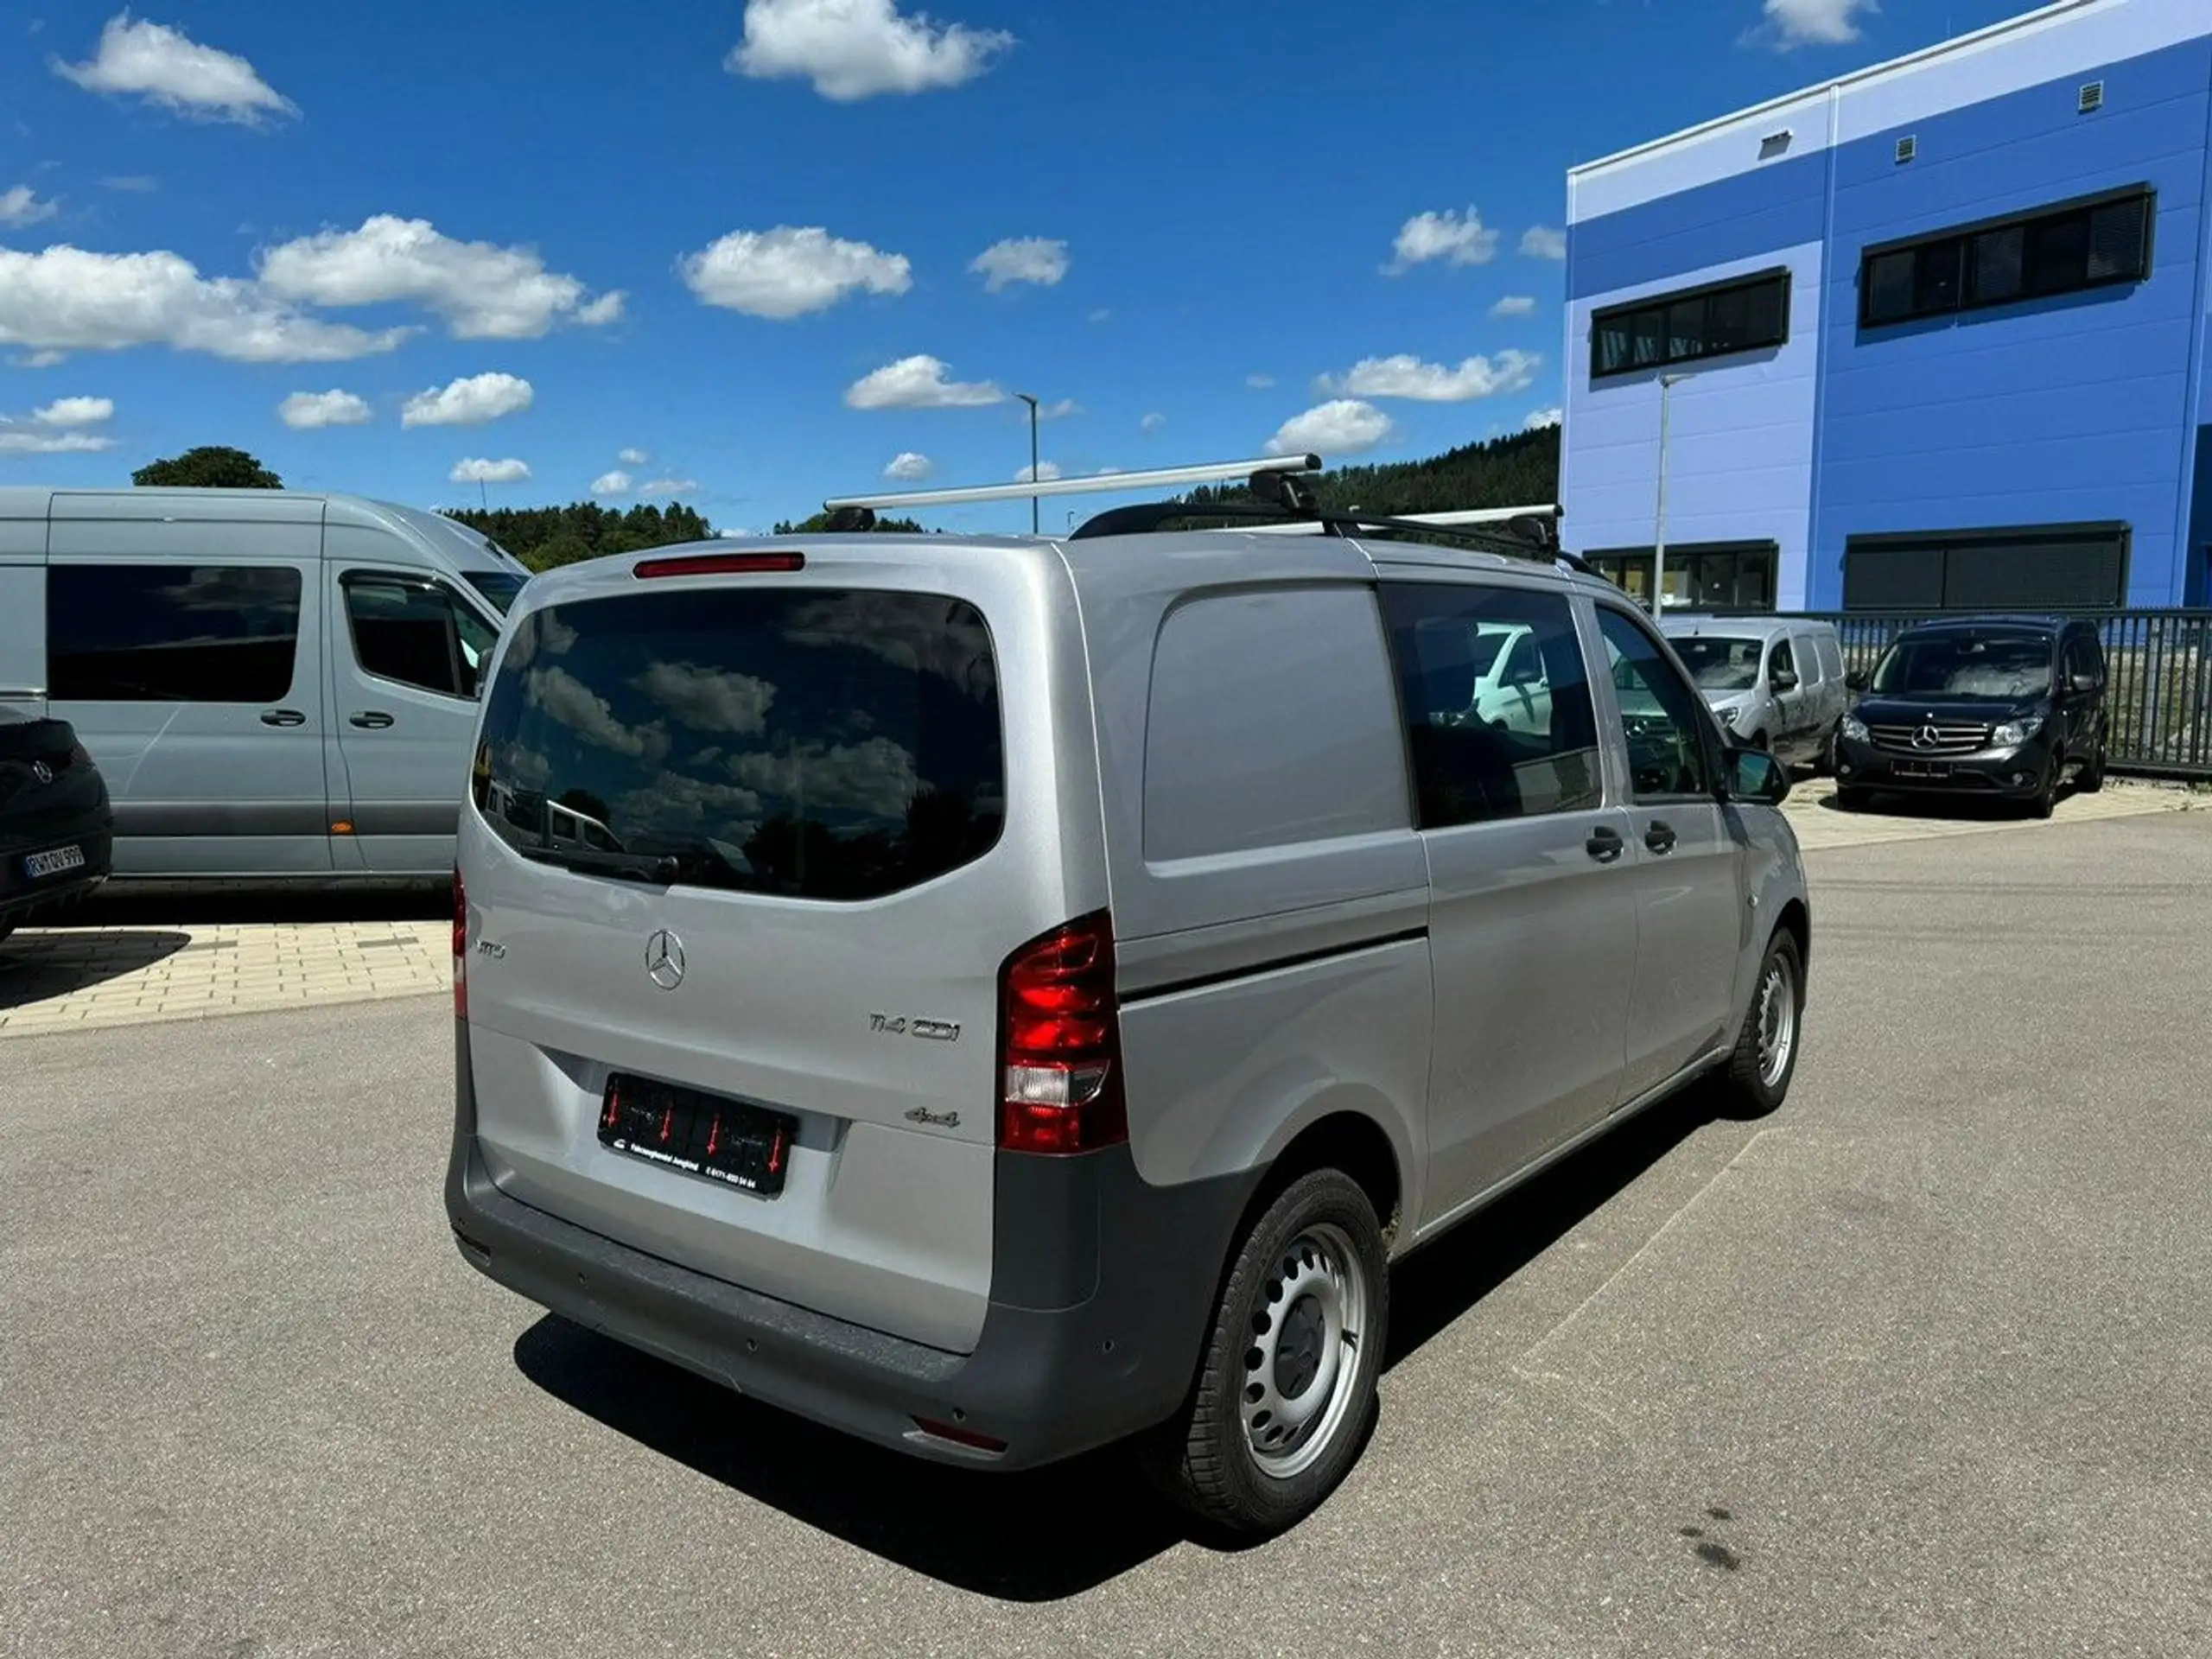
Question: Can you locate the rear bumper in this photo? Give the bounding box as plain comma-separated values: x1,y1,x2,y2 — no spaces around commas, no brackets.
445,1021,1260,1471
0,829,113,926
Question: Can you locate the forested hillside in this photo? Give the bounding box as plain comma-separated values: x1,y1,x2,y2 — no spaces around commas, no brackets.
1183,425,1560,516
441,502,714,571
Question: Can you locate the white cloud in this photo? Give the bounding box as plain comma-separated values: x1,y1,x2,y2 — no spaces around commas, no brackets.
883,450,932,480
1266,399,1395,459
592,469,633,496
1758,0,1876,48
729,0,1013,100
970,237,1069,292
1014,461,1062,483
1524,407,1563,431
278,389,372,429
575,291,627,327
1385,208,1498,274
0,244,412,362
1088,308,1111,324
401,371,534,428
33,396,113,427
0,186,59,228
101,175,158,194
679,226,912,320
1245,372,1275,389
1319,350,1542,403
635,663,775,734
12,351,67,369
1491,295,1538,317
639,476,699,494
55,14,296,124
449,456,531,485
618,447,649,466
0,429,114,455
1140,411,1166,435
1035,397,1078,420
257,216,620,340
1520,226,1567,261
845,353,1003,410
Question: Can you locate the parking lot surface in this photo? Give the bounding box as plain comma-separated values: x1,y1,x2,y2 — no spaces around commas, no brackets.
3,809,2209,1657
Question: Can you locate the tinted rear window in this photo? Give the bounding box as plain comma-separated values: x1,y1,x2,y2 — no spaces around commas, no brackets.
472,588,1003,900
48,564,302,702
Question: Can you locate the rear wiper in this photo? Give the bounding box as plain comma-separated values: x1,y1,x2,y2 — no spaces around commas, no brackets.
512,843,677,884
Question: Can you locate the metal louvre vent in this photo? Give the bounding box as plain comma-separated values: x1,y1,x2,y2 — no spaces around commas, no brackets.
2078,81,2105,113
1868,722,1993,756
1896,135,1917,164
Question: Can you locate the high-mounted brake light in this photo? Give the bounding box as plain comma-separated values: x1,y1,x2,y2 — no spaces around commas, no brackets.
997,912,1127,1155
452,866,468,1019
632,551,806,580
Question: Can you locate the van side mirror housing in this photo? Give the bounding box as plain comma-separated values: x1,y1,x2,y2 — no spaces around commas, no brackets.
2069,670,2101,694
1845,669,1869,693
1726,746,1790,806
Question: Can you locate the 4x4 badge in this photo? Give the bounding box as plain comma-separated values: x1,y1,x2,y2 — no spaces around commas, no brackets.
645,929,686,990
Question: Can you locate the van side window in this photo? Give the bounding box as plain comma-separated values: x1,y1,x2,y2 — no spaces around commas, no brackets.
1597,607,1713,799
1379,583,1603,830
1143,587,1409,861
1817,633,1846,683
1769,638,1796,683
344,574,499,699
48,564,302,702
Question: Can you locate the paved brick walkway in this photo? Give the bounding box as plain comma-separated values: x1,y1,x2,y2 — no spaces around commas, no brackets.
0,782,2195,1039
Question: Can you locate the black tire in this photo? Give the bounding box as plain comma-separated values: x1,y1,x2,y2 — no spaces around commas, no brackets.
2079,741,2107,794
0,921,14,948
1141,1168,1389,1538
1720,929,1803,1119
2029,762,2058,820
1834,785,1872,812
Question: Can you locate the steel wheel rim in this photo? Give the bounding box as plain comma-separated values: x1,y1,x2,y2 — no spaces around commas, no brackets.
1756,955,1797,1089
1240,1221,1370,1479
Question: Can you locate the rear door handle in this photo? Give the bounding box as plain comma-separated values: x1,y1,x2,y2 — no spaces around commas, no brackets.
1586,825,1625,863
349,711,395,730
260,709,307,728
1645,820,1678,855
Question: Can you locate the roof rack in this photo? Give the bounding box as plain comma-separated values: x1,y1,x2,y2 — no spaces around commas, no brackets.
823,453,1319,523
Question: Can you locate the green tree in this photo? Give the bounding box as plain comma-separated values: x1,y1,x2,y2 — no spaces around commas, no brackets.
441,501,715,572
771,512,928,534
132,446,283,489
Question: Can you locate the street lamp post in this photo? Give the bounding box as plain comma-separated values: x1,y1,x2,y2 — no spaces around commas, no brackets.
1652,372,1690,616
1014,392,1041,534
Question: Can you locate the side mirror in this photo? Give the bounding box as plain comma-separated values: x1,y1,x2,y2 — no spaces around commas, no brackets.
1845,669,1869,693
2069,670,2101,695
1770,668,1800,693
1727,746,1790,806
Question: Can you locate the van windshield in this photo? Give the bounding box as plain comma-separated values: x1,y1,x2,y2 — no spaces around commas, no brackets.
1870,632,2053,700
471,588,1004,900
1670,636,1764,693
462,570,527,614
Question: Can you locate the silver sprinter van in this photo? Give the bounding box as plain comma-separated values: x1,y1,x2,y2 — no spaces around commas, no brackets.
445,460,1812,1535
0,487,526,881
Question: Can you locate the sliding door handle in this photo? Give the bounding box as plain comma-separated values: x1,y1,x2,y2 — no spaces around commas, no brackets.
260,709,307,728
349,711,395,730
1585,825,1625,863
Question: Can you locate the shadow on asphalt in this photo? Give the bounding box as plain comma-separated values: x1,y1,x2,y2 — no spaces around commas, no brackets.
513,1082,1728,1598
1809,785,2057,823
60,884,447,929
0,928,192,1007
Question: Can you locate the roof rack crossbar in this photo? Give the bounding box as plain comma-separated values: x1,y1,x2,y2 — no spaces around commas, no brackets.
824,453,1319,514
1066,493,1593,576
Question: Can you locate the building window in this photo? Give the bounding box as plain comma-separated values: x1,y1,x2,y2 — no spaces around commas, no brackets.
1840,524,2129,612
1586,542,1778,613
1858,187,2154,328
1591,270,1790,378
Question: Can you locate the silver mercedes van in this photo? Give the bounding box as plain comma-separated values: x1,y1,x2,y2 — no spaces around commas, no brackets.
0,487,525,881
445,464,1811,1535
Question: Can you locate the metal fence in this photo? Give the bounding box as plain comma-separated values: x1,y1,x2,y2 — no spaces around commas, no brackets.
1786,609,2212,780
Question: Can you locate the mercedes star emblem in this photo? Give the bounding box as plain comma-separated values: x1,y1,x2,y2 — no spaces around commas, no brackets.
1911,722,1941,751
645,928,687,991
30,760,53,785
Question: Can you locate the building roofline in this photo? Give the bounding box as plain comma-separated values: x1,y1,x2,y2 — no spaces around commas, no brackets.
1567,0,2101,179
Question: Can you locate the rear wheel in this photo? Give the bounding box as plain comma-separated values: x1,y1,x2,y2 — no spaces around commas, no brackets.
1720,930,1802,1119
1142,1168,1389,1537
2029,762,2059,820
2079,740,2107,794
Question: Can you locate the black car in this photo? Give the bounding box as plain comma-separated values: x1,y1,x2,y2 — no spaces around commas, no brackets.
1833,616,2107,818
0,714,113,945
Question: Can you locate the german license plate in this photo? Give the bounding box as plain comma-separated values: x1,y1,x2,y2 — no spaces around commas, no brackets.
1894,761,1952,780
22,844,85,880
599,1075,795,1197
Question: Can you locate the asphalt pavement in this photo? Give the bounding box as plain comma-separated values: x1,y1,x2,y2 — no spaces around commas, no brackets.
3,808,2209,1657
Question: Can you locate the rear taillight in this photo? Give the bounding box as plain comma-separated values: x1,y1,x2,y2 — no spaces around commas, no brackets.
452,867,468,1019
997,912,1127,1155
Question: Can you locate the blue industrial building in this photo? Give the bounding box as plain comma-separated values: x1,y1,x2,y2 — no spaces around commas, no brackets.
1559,0,2212,614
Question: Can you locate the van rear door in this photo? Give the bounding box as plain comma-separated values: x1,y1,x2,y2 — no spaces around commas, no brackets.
459,552,1080,1355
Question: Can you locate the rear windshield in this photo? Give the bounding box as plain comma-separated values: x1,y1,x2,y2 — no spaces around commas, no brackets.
472,588,1004,900
1670,636,1764,693
1871,631,2053,700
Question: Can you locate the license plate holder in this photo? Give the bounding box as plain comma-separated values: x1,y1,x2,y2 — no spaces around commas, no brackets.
22,844,86,881
599,1075,796,1198
1894,760,1953,780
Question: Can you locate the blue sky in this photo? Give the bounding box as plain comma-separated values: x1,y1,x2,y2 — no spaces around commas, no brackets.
1,0,2033,534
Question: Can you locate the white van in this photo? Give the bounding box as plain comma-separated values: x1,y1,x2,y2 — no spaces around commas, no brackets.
0,487,527,882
